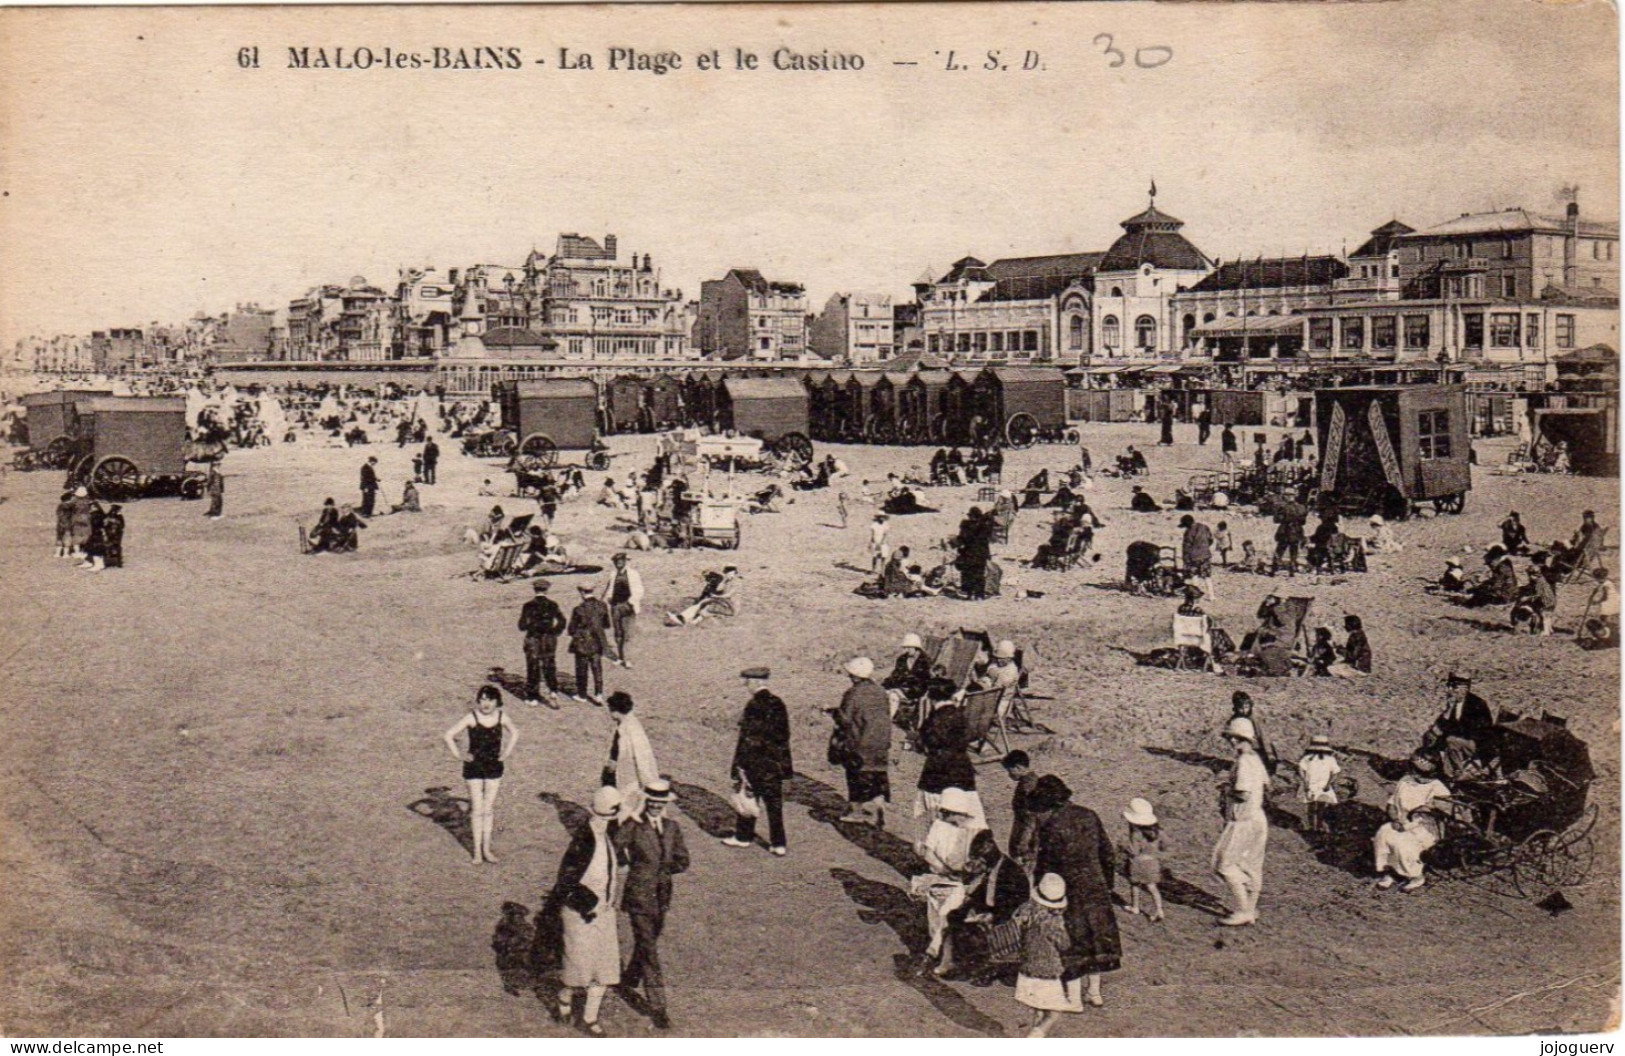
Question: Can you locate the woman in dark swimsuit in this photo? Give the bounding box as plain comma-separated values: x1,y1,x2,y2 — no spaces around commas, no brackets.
443,686,520,865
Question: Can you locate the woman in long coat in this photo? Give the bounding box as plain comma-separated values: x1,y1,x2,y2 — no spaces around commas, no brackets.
553,786,628,1036
915,683,979,835
956,508,993,598
1029,775,1120,1007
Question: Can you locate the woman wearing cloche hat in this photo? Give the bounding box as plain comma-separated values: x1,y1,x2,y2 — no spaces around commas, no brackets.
832,656,892,827
1211,716,1270,926
553,785,628,1036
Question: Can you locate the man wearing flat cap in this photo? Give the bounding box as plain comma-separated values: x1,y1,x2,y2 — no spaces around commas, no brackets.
614,777,689,1030
567,583,611,703
723,667,793,855
832,657,892,828
518,579,566,707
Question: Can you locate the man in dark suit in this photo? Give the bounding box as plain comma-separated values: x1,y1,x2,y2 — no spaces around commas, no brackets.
614,778,690,1030
518,580,566,707
359,456,380,516
1420,673,1495,778
722,667,793,855
942,829,1031,982
421,438,439,485
567,583,611,703
1001,750,1040,869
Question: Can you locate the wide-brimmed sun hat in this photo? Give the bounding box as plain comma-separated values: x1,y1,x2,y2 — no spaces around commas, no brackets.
1123,798,1158,827
901,632,924,650
1034,873,1068,909
993,640,1017,660
1225,716,1258,744
939,787,977,816
845,656,875,680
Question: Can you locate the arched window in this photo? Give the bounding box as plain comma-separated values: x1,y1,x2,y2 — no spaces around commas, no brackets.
1135,315,1157,350
1068,314,1085,350
1203,312,1216,323
1102,315,1120,349
1109,286,1123,298
1182,314,1197,345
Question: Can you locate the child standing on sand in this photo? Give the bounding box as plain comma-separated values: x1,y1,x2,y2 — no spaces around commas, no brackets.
1014,874,1081,1036
1215,521,1233,567
1121,798,1165,922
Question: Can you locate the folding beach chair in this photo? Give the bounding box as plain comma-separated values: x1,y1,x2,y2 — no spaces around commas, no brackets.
962,686,1009,759
1239,596,1314,677
1563,527,1609,585
1171,613,1215,671
955,627,1052,737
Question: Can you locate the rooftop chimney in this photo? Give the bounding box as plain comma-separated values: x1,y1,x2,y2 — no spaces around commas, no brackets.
604,235,618,261
1564,199,1580,287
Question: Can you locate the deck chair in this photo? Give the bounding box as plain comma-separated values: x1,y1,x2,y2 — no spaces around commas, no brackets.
932,635,986,688
955,628,1051,736
479,540,525,582
962,686,1009,759
1562,527,1609,585
1240,596,1314,677
1172,613,1215,671
978,486,998,504
1003,651,1052,736
1061,524,1095,570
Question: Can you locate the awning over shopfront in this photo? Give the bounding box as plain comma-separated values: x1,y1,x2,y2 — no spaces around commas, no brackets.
1191,316,1305,339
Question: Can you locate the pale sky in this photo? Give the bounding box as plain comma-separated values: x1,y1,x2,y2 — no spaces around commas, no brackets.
0,0,1617,347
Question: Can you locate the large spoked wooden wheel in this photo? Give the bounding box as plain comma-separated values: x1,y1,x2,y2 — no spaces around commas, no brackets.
1005,412,1040,449
1433,491,1467,515
518,433,558,467
43,435,76,468
1512,807,1599,897
68,453,96,489
91,455,143,501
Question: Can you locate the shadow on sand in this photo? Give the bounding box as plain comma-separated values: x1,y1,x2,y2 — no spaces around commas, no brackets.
486,667,530,699
669,781,738,839
831,867,1009,1038
408,786,472,855
536,790,590,839
786,773,925,878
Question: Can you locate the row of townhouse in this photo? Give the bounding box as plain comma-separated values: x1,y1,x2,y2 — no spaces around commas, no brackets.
281,234,695,364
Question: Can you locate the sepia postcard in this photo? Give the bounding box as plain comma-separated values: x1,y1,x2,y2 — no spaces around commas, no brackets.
0,0,1619,1043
